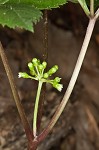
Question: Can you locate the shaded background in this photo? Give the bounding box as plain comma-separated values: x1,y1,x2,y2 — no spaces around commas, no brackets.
0,2,99,150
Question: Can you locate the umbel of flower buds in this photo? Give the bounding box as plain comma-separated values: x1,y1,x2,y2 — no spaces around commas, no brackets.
18,58,63,92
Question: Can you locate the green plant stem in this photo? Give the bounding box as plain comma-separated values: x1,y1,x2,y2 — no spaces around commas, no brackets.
33,81,43,137
0,42,33,142
37,17,97,142
90,0,94,17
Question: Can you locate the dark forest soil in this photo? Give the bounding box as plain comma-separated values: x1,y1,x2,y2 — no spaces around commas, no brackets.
0,3,99,150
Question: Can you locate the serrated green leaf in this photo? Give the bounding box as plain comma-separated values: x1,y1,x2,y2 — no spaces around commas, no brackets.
0,4,42,32
29,0,67,9
0,0,9,4
7,0,67,9
0,0,68,32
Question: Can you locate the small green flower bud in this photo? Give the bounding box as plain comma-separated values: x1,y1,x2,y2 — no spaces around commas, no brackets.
32,58,38,66
54,77,61,83
18,72,30,78
48,65,58,76
38,64,43,71
43,73,49,79
32,58,37,63
42,61,47,69
28,62,34,71
53,83,63,92
30,70,35,76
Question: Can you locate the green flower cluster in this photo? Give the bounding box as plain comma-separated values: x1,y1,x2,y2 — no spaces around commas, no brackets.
18,58,63,92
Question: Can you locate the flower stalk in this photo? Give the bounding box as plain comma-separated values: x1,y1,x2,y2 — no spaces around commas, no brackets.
33,81,43,137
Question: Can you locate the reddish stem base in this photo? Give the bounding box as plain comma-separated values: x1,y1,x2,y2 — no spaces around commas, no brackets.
28,138,38,150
